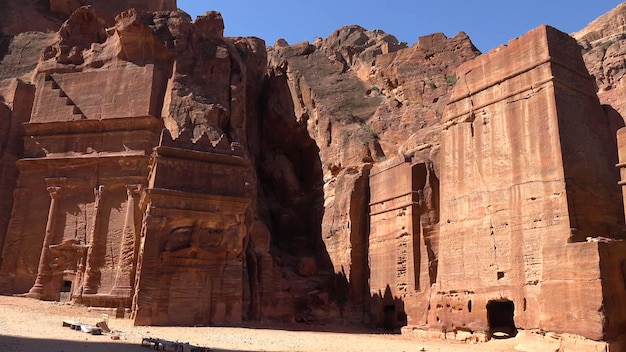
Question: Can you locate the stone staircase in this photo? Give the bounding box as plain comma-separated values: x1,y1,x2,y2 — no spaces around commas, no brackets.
43,74,86,120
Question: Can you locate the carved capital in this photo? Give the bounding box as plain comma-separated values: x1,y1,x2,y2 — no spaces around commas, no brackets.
125,184,142,198
144,215,164,228
47,186,62,199
94,185,105,197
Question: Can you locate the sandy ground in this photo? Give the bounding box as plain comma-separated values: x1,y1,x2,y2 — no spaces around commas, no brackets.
0,295,523,352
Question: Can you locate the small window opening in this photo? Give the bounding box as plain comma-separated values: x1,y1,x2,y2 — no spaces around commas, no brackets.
61,280,72,292
486,300,517,339
468,300,472,313
497,271,505,280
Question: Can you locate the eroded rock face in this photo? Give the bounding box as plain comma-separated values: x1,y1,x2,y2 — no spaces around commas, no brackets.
264,27,480,323
1,1,626,348
575,4,626,134
0,0,177,83
262,13,626,347
49,0,176,21
0,0,482,328
572,3,626,45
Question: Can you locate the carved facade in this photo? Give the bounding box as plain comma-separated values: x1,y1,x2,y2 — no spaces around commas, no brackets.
437,25,626,342
0,7,257,327
132,131,251,325
1,2,626,350
365,26,626,349
368,157,438,330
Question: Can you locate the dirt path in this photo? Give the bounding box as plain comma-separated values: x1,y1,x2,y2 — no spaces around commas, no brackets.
0,295,522,352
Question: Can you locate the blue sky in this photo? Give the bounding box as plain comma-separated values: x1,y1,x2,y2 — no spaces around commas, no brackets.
177,1,624,53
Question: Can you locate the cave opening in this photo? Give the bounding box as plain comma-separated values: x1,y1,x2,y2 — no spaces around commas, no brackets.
486,299,517,339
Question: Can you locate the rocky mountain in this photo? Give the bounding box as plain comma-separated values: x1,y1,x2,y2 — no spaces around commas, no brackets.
572,2,626,45
575,3,626,122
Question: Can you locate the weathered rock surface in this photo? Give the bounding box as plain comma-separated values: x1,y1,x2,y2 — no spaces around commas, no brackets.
0,1,626,350
437,25,625,343
0,4,272,327
264,28,479,324
0,0,177,89
572,3,626,45
0,0,176,35
576,3,626,132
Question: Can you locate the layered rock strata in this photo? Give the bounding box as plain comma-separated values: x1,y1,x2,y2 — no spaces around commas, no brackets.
574,5,626,143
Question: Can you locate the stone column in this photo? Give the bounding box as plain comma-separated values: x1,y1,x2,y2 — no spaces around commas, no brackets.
82,185,104,295
617,128,626,221
27,186,62,298
110,185,141,297
131,214,165,325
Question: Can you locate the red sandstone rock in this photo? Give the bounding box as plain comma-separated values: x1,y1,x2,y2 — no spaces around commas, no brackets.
0,2,625,350
264,26,479,326
572,3,626,45
0,0,176,36
0,3,270,328
437,25,625,343
296,257,316,277
574,3,626,129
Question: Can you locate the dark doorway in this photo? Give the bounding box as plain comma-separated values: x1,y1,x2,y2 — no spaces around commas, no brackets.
59,280,72,302
486,300,517,338
383,305,395,331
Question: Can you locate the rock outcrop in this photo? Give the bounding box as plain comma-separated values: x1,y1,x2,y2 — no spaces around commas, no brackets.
572,3,626,45
574,3,626,123
0,0,177,84
264,28,480,323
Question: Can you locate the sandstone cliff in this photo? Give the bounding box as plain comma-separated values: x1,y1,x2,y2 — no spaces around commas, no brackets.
575,2,626,119
0,0,176,83
1,1,626,349
572,2,626,45
263,27,480,321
